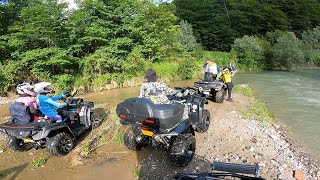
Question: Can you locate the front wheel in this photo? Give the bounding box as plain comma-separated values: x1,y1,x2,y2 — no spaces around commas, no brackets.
47,132,74,156
90,112,101,129
196,109,211,133
170,133,196,167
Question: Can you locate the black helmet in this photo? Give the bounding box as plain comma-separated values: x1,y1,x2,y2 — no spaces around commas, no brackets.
146,69,157,82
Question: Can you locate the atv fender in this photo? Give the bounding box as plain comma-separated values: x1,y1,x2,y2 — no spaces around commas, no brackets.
32,122,75,140
171,119,195,136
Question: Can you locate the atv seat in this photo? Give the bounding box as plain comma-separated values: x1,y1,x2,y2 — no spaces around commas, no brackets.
116,98,184,130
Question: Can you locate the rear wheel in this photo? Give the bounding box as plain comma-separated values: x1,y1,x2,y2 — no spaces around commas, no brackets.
196,109,210,133
170,133,196,167
123,127,146,151
215,89,225,103
0,130,33,151
47,132,74,156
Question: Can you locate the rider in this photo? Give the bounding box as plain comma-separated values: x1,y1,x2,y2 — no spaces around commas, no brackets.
34,82,69,122
9,83,40,123
139,69,175,104
217,66,234,102
139,69,188,120
204,60,220,81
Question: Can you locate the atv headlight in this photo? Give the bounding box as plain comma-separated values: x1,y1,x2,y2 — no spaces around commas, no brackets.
192,105,197,110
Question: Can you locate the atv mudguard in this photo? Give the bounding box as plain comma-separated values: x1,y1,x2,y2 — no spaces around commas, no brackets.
170,119,195,136
184,95,207,129
31,122,75,140
0,121,75,140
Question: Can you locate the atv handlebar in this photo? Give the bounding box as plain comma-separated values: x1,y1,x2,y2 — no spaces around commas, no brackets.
174,161,265,180
212,162,260,177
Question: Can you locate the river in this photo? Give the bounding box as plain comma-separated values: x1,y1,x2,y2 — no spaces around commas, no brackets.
233,70,320,162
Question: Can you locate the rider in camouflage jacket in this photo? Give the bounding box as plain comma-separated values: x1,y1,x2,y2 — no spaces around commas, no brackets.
139,69,188,120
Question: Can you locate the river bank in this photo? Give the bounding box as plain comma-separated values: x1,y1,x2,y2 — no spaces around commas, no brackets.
0,84,319,179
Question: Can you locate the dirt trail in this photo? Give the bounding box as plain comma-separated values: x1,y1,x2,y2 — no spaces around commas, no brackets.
0,93,319,180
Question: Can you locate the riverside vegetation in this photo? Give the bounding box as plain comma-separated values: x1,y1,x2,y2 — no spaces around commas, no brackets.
1,0,320,95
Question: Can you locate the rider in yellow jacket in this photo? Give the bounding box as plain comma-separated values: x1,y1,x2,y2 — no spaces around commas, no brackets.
217,67,234,102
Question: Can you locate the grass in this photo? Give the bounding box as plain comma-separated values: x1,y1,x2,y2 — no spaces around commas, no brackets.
235,84,275,124
249,100,275,124
31,158,48,168
132,164,142,179
233,84,255,98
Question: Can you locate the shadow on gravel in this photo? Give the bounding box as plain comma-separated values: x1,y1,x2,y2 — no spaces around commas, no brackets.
136,148,211,180
0,163,28,180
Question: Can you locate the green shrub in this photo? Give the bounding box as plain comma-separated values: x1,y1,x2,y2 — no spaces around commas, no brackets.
31,158,48,168
149,62,179,80
272,32,305,70
232,35,269,70
91,74,112,91
177,58,199,80
52,74,75,92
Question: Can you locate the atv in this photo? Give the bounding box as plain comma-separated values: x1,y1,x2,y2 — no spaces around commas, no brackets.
116,87,210,167
194,79,227,103
0,98,101,156
194,63,237,103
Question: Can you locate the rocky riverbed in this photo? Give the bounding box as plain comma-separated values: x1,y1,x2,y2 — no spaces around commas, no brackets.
137,93,320,180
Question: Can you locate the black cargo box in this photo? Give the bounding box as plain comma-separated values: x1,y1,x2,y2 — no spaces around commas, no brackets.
116,98,184,130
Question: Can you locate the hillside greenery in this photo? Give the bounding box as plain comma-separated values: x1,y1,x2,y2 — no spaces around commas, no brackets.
0,0,319,94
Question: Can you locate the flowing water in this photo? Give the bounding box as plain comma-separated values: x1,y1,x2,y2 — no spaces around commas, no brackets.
233,70,320,161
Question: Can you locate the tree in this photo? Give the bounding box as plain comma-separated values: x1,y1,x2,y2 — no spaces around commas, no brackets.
176,20,198,52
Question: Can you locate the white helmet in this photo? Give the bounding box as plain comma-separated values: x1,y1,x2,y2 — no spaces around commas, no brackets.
16,83,36,96
34,82,53,94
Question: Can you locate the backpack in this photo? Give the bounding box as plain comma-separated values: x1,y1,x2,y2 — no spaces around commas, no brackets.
9,102,32,124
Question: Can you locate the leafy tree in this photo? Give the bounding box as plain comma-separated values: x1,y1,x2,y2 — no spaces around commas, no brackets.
272,32,305,70
176,20,198,52
174,0,236,51
232,35,269,70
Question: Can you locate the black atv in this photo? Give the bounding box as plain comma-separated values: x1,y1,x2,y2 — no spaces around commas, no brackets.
174,161,265,180
194,63,237,103
116,87,210,167
0,98,101,156
194,79,227,103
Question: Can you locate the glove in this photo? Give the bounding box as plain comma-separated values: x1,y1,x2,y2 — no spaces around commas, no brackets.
176,92,183,98
63,89,71,97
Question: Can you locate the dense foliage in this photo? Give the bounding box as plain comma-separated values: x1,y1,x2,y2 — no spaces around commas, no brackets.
174,0,320,51
1,0,319,94
0,0,202,94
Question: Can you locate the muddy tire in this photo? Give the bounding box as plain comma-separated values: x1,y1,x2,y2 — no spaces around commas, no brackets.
170,133,196,167
123,127,145,151
0,130,32,151
196,109,210,133
90,112,101,129
215,89,225,103
47,132,74,156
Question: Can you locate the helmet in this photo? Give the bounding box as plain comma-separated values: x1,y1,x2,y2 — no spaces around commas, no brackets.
16,83,36,96
229,63,237,72
34,82,53,94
